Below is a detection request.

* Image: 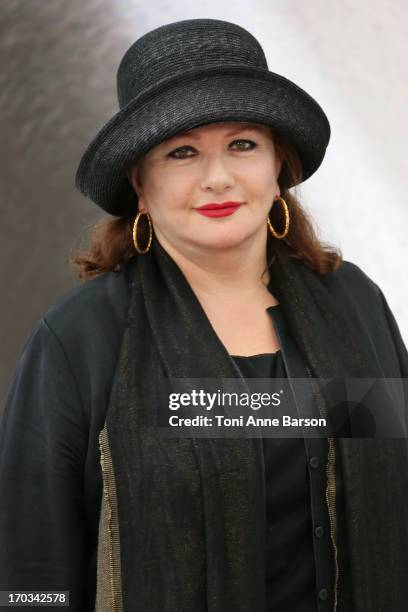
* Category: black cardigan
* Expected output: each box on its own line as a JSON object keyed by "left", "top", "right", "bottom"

{"left": 0, "top": 259, "right": 407, "bottom": 610}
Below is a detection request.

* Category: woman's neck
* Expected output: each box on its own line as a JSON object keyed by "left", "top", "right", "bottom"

{"left": 156, "top": 234, "right": 272, "bottom": 301}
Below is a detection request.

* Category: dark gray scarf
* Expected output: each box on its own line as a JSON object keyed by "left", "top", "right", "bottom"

{"left": 101, "top": 238, "right": 408, "bottom": 611}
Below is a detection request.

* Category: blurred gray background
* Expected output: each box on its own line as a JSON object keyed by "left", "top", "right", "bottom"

{"left": 1, "top": 0, "right": 407, "bottom": 410}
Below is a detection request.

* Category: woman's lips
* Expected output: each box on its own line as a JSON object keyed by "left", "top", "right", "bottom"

{"left": 195, "top": 204, "right": 242, "bottom": 218}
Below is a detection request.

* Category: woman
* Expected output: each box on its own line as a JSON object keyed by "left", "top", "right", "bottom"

{"left": 1, "top": 17, "right": 407, "bottom": 612}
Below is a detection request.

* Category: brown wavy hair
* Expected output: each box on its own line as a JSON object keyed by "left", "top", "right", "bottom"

{"left": 70, "top": 130, "right": 342, "bottom": 280}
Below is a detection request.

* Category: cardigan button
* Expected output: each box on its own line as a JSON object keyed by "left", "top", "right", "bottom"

{"left": 315, "top": 525, "right": 324, "bottom": 538}
{"left": 318, "top": 588, "right": 328, "bottom": 601}
{"left": 310, "top": 456, "right": 320, "bottom": 468}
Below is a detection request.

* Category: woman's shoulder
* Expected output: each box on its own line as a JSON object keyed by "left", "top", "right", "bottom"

{"left": 323, "top": 258, "right": 380, "bottom": 291}
{"left": 320, "top": 258, "right": 383, "bottom": 308}
{"left": 4, "top": 261, "right": 138, "bottom": 428}
{"left": 320, "top": 259, "right": 408, "bottom": 370}
{"left": 43, "top": 261, "right": 135, "bottom": 343}
{"left": 319, "top": 258, "right": 387, "bottom": 333}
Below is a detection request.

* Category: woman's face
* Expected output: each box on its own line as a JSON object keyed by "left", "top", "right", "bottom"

{"left": 127, "top": 121, "right": 282, "bottom": 256}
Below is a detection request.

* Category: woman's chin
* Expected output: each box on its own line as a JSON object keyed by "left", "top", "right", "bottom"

{"left": 189, "top": 232, "right": 253, "bottom": 251}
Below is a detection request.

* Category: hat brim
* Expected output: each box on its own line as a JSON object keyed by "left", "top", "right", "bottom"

{"left": 75, "top": 66, "right": 330, "bottom": 216}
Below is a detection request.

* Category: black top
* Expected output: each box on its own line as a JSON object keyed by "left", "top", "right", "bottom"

{"left": 231, "top": 351, "right": 319, "bottom": 612}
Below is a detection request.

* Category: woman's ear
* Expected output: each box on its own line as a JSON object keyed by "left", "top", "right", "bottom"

{"left": 269, "top": 130, "right": 283, "bottom": 179}
{"left": 127, "top": 164, "right": 148, "bottom": 212}
{"left": 127, "top": 165, "right": 141, "bottom": 196}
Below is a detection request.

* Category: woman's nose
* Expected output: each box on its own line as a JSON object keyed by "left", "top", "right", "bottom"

{"left": 200, "top": 154, "right": 235, "bottom": 192}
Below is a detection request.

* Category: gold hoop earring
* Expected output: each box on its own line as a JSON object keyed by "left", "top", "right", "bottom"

{"left": 132, "top": 211, "right": 153, "bottom": 254}
{"left": 267, "top": 196, "right": 290, "bottom": 239}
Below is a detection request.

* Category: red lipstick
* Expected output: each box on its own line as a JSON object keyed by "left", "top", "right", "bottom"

{"left": 195, "top": 201, "right": 242, "bottom": 218}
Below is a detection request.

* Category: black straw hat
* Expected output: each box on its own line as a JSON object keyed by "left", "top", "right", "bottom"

{"left": 75, "top": 18, "right": 331, "bottom": 216}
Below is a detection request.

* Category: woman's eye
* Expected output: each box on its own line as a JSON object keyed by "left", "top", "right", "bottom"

{"left": 231, "top": 139, "right": 256, "bottom": 150}
{"left": 167, "top": 139, "right": 256, "bottom": 159}
{"left": 167, "top": 146, "right": 195, "bottom": 159}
